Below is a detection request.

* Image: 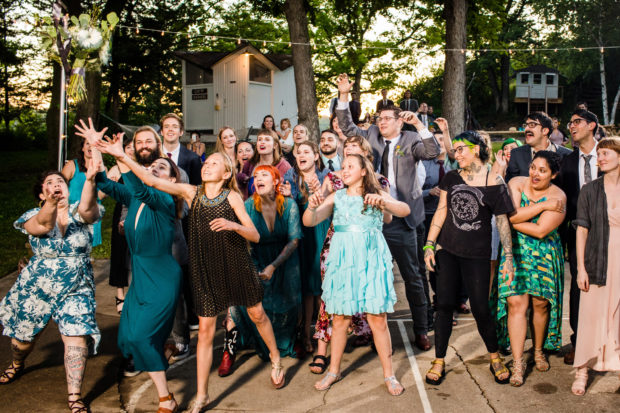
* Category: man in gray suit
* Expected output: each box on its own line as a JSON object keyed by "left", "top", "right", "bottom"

{"left": 335, "top": 74, "right": 440, "bottom": 350}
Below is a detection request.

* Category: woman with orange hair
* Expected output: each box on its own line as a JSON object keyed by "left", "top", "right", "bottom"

{"left": 217, "top": 165, "right": 303, "bottom": 376}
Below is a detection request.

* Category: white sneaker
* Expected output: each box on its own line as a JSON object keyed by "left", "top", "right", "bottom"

{"left": 170, "top": 343, "right": 190, "bottom": 361}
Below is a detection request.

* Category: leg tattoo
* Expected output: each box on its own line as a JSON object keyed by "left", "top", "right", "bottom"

{"left": 65, "top": 346, "right": 88, "bottom": 393}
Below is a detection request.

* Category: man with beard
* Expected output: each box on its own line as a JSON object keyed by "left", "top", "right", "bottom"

{"left": 319, "top": 129, "right": 341, "bottom": 172}
{"left": 160, "top": 113, "right": 202, "bottom": 185}
{"left": 505, "top": 112, "right": 571, "bottom": 183}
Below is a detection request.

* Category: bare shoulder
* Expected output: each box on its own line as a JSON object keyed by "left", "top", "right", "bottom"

{"left": 507, "top": 175, "right": 526, "bottom": 189}
{"left": 548, "top": 184, "right": 567, "bottom": 200}
{"left": 227, "top": 189, "right": 243, "bottom": 205}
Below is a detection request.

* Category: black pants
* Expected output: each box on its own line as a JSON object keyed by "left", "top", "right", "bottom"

{"left": 415, "top": 222, "right": 433, "bottom": 323}
{"left": 567, "top": 227, "right": 580, "bottom": 347}
{"left": 383, "top": 218, "right": 428, "bottom": 334}
{"left": 434, "top": 249, "right": 499, "bottom": 358}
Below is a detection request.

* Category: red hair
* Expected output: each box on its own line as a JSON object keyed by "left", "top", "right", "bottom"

{"left": 252, "top": 165, "right": 285, "bottom": 216}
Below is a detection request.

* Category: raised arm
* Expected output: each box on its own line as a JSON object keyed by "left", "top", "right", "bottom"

{"left": 23, "top": 190, "right": 60, "bottom": 237}
{"left": 212, "top": 191, "right": 260, "bottom": 242}
{"left": 302, "top": 191, "right": 335, "bottom": 227}
{"left": 334, "top": 74, "right": 369, "bottom": 138}
{"left": 77, "top": 157, "right": 101, "bottom": 224}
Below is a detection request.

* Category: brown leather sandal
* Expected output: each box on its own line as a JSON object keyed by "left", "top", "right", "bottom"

{"left": 156, "top": 392, "right": 178, "bottom": 413}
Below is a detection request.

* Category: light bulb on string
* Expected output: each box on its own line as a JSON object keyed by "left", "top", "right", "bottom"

{"left": 288, "top": 42, "right": 292, "bottom": 47}
{"left": 578, "top": 47, "right": 583, "bottom": 52}
{"left": 161, "top": 30, "right": 165, "bottom": 36}
{"left": 554, "top": 48, "right": 558, "bottom": 53}
{"left": 136, "top": 27, "right": 139, "bottom": 34}
{"left": 237, "top": 38, "right": 241, "bottom": 45}
{"left": 531, "top": 49, "right": 535, "bottom": 55}
{"left": 211, "top": 35, "right": 216, "bottom": 41}
{"left": 263, "top": 40, "right": 266, "bottom": 47}
{"left": 600, "top": 47, "right": 604, "bottom": 53}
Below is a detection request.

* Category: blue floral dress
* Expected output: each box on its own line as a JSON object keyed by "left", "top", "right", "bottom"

{"left": 0, "top": 202, "right": 104, "bottom": 350}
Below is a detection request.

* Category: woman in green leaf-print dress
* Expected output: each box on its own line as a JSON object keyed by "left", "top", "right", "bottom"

{"left": 497, "top": 151, "right": 566, "bottom": 387}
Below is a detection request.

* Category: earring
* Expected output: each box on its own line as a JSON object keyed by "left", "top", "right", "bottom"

{"left": 38, "top": 200, "right": 44, "bottom": 208}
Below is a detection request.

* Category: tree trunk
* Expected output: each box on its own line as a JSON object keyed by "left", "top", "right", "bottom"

{"left": 487, "top": 65, "right": 501, "bottom": 112}
{"left": 500, "top": 53, "right": 510, "bottom": 114}
{"left": 46, "top": 62, "right": 62, "bottom": 168}
{"left": 442, "top": 0, "right": 468, "bottom": 136}
{"left": 283, "top": 0, "right": 320, "bottom": 141}
{"left": 70, "top": 70, "right": 102, "bottom": 159}
{"left": 610, "top": 82, "right": 620, "bottom": 125}
{"left": 599, "top": 51, "right": 609, "bottom": 125}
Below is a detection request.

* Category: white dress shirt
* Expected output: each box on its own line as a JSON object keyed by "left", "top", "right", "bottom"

{"left": 384, "top": 135, "right": 401, "bottom": 199}
{"left": 578, "top": 144, "right": 598, "bottom": 189}
{"left": 165, "top": 143, "right": 181, "bottom": 165}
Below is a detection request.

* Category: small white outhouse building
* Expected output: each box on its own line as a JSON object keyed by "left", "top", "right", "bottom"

{"left": 514, "top": 65, "right": 563, "bottom": 113}
{"left": 174, "top": 44, "right": 298, "bottom": 141}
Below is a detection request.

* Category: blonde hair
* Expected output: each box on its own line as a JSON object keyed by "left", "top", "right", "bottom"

{"left": 478, "top": 131, "right": 494, "bottom": 164}
{"left": 215, "top": 126, "right": 237, "bottom": 154}
{"left": 280, "top": 118, "right": 291, "bottom": 129}
{"left": 204, "top": 152, "right": 241, "bottom": 194}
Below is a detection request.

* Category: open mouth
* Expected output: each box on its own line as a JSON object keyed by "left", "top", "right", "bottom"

{"left": 525, "top": 132, "right": 534, "bottom": 138}
{"left": 256, "top": 182, "right": 266, "bottom": 190}
{"left": 258, "top": 145, "right": 266, "bottom": 151}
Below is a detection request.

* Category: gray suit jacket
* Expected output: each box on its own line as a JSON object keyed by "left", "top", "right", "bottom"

{"left": 336, "top": 107, "right": 440, "bottom": 229}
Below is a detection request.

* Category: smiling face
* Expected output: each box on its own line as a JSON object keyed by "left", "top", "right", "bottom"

{"left": 453, "top": 140, "right": 477, "bottom": 169}
{"left": 124, "top": 142, "right": 135, "bottom": 158}
{"left": 256, "top": 134, "right": 275, "bottom": 156}
{"left": 569, "top": 114, "right": 596, "bottom": 145}
{"left": 528, "top": 157, "right": 555, "bottom": 190}
{"left": 503, "top": 143, "right": 518, "bottom": 162}
{"left": 161, "top": 117, "right": 183, "bottom": 146}
{"left": 296, "top": 143, "right": 319, "bottom": 172}
{"left": 376, "top": 109, "right": 402, "bottom": 138}
{"left": 524, "top": 117, "right": 548, "bottom": 147}
{"left": 280, "top": 119, "right": 290, "bottom": 130}
{"left": 253, "top": 169, "right": 276, "bottom": 196}
{"left": 134, "top": 131, "right": 160, "bottom": 166}
{"left": 39, "top": 173, "right": 69, "bottom": 203}
{"left": 597, "top": 147, "right": 619, "bottom": 173}
{"left": 263, "top": 116, "right": 274, "bottom": 130}
{"left": 201, "top": 153, "right": 231, "bottom": 183}
{"left": 320, "top": 132, "right": 338, "bottom": 156}
{"left": 237, "top": 142, "right": 254, "bottom": 166}
{"left": 293, "top": 125, "right": 308, "bottom": 144}
{"left": 220, "top": 128, "right": 237, "bottom": 150}
{"left": 343, "top": 142, "right": 367, "bottom": 158}
{"left": 340, "top": 156, "right": 366, "bottom": 186}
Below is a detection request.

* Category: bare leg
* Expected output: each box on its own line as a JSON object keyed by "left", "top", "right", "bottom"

{"left": 310, "top": 339, "right": 329, "bottom": 374}
{"left": 116, "top": 287, "right": 125, "bottom": 313}
{"left": 195, "top": 315, "right": 216, "bottom": 404}
{"left": 315, "top": 314, "right": 349, "bottom": 389}
{"left": 246, "top": 302, "right": 283, "bottom": 385}
{"left": 62, "top": 335, "right": 89, "bottom": 411}
{"left": 366, "top": 313, "right": 394, "bottom": 378}
{"left": 0, "top": 338, "right": 34, "bottom": 383}
{"left": 531, "top": 296, "right": 550, "bottom": 371}
{"left": 506, "top": 294, "right": 529, "bottom": 362}
{"left": 148, "top": 370, "right": 176, "bottom": 411}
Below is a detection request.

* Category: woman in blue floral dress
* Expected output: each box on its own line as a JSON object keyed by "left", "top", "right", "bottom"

{"left": 0, "top": 161, "right": 102, "bottom": 413}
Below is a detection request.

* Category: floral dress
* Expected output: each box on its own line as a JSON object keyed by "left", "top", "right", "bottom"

{"left": 0, "top": 202, "right": 103, "bottom": 351}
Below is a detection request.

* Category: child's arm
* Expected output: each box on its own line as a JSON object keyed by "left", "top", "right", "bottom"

{"left": 302, "top": 192, "right": 335, "bottom": 227}
{"left": 210, "top": 190, "right": 260, "bottom": 242}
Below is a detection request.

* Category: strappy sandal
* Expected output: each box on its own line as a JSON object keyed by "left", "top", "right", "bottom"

{"left": 115, "top": 297, "right": 124, "bottom": 314}
{"left": 156, "top": 392, "right": 178, "bottom": 413}
{"left": 186, "top": 395, "right": 209, "bottom": 413}
{"left": 315, "top": 371, "right": 342, "bottom": 391}
{"left": 384, "top": 375, "right": 405, "bottom": 396}
{"left": 571, "top": 368, "right": 588, "bottom": 396}
{"left": 425, "top": 359, "right": 445, "bottom": 385}
{"left": 271, "top": 360, "right": 286, "bottom": 389}
{"left": 0, "top": 361, "right": 24, "bottom": 384}
{"left": 533, "top": 348, "right": 550, "bottom": 372}
{"left": 510, "top": 358, "right": 527, "bottom": 387}
{"left": 67, "top": 393, "right": 90, "bottom": 413}
{"left": 309, "top": 355, "right": 328, "bottom": 374}
{"left": 489, "top": 357, "right": 510, "bottom": 384}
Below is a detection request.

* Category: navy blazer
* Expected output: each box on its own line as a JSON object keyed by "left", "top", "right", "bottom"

{"left": 505, "top": 143, "right": 571, "bottom": 183}
{"left": 177, "top": 145, "right": 202, "bottom": 186}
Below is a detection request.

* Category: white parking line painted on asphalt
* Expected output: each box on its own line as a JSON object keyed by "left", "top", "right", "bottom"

{"left": 125, "top": 354, "right": 197, "bottom": 413}
{"left": 397, "top": 320, "right": 433, "bottom": 413}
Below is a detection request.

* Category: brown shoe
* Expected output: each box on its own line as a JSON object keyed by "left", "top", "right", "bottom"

{"left": 414, "top": 334, "right": 432, "bottom": 351}
{"left": 563, "top": 350, "right": 575, "bottom": 365}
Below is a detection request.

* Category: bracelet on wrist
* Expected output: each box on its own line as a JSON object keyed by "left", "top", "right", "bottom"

{"left": 425, "top": 240, "right": 436, "bottom": 246}
{"left": 423, "top": 245, "right": 435, "bottom": 251}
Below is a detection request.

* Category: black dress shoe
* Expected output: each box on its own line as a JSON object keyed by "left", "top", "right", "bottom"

{"left": 414, "top": 334, "right": 432, "bottom": 351}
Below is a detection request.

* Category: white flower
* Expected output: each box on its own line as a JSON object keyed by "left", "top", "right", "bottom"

{"left": 99, "top": 40, "right": 110, "bottom": 65}
{"left": 75, "top": 27, "right": 103, "bottom": 50}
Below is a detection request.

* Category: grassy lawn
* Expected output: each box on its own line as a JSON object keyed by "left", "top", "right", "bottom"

{"left": 0, "top": 151, "right": 113, "bottom": 278}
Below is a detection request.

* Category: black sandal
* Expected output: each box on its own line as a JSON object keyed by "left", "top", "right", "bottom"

{"left": 115, "top": 297, "right": 124, "bottom": 314}
{"left": 0, "top": 361, "right": 24, "bottom": 384}
{"left": 308, "top": 355, "right": 328, "bottom": 374}
{"left": 68, "top": 393, "right": 90, "bottom": 413}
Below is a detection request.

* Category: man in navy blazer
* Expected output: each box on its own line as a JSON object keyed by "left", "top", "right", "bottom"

{"left": 505, "top": 112, "right": 571, "bottom": 183}
{"left": 160, "top": 113, "right": 202, "bottom": 186}
{"left": 336, "top": 74, "right": 440, "bottom": 350}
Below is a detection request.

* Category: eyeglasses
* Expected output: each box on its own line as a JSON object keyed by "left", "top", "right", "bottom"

{"left": 522, "top": 121, "right": 541, "bottom": 129}
{"left": 453, "top": 145, "right": 474, "bottom": 154}
{"left": 567, "top": 118, "right": 586, "bottom": 128}
{"left": 376, "top": 116, "right": 397, "bottom": 123}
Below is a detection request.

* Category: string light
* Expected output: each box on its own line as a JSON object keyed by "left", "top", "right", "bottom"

{"left": 237, "top": 38, "right": 241, "bottom": 45}
{"left": 263, "top": 40, "right": 266, "bottom": 47}
{"left": 600, "top": 47, "right": 604, "bottom": 53}
{"left": 578, "top": 47, "right": 583, "bottom": 52}
{"left": 460, "top": 49, "right": 465, "bottom": 54}
{"left": 161, "top": 30, "right": 164, "bottom": 36}
{"left": 135, "top": 27, "right": 139, "bottom": 34}
{"left": 288, "top": 42, "right": 292, "bottom": 47}
{"left": 531, "top": 49, "right": 535, "bottom": 55}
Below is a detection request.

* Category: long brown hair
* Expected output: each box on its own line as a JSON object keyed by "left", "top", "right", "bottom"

{"left": 215, "top": 126, "right": 237, "bottom": 155}
{"left": 346, "top": 154, "right": 383, "bottom": 213}
{"left": 248, "top": 130, "right": 282, "bottom": 166}
{"left": 157, "top": 157, "right": 185, "bottom": 219}
{"left": 343, "top": 135, "right": 374, "bottom": 163}
{"left": 292, "top": 140, "right": 324, "bottom": 203}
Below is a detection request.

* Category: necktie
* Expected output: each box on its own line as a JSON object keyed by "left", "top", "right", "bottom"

{"left": 328, "top": 159, "right": 334, "bottom": 172}
{"left": 381, "top": 140, "right": 391, "bottom": 176}
{"left": 437, "top": 159, "right": 445, "bottom": 182}
{"left": 167, "top": 152, "right": 172, "bottom": 159}
{"left": 582, "top": 154, "right": 593, "bottom": 184}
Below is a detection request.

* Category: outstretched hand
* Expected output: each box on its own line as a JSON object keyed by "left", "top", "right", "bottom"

{"left": 435, "top": 117, "right": 449, "bottom": 132}
{"left": 336, "top": 73, "right": 354, "bottom": 95}
{"left": 85, "top": 156, "right": 102, "bottom": 181}
{"left": 400, "top": 111, "right": 420, "bottom": 127}
{"left": 308, "top": 192, "right": 324, "bottom": 210}
{"left": 75, "top": 118, "right": 108, "bottom": 147}
{"left": 96, "top": 134, "right": 125, "bottom": 159}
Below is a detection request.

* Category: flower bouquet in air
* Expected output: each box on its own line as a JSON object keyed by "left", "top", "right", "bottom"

{"left": 38, "top": 5, "right": 118, "bottom": 102}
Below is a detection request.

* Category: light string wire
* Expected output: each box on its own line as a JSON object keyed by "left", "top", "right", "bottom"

{"left": 117, "top": 24, "right": 619, "bottom": 54}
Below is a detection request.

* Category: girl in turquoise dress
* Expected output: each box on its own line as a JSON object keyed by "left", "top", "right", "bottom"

{"left": 302, "top": 154, "right": 410, "bottom": 396}
{"left": 0, "top": 162, "right": 102, "bottom": 412}
{"left": 283, "top": 140, "right": 330, "bottom": 353}
{"left": 61, "top": 139, "right": 104, "bottom": 246}
{"left": 77, "top": 120, "right": 183, "bottom": 413}
{"left": 223, "top": 165, "right": 302, "bottom": 370}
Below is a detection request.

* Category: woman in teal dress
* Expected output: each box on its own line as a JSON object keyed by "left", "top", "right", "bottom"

{"left": 497, "top": 151, "right": 566, "bottom": 387}
{"left": 282, "top": 141, "right": 330, "bottom": 353}
{"left": 62, "top": 139, "right": 104, "bottom": 246}
{"left": 222, "top": 165, "right": 302, "bottom": 370}
{"left": 77, "top": 120, "right": 183, "bottom": 412}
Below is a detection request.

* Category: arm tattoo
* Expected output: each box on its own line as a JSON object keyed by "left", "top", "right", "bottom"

{"left": 271, "top": 239, "right": 299, "bottom": 269}
{"left": 65, "top": 345, "right": 88, "bottom": 392}
{"left": 496, "top": 214, "right": 513, "bottom": 255}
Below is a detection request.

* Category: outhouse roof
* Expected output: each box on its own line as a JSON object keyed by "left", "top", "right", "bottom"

{"left": 514, "top": 65, "right": 560, "bottom": 74}
{"left": 174, "top": 43, "right": 293, "bottom": 72}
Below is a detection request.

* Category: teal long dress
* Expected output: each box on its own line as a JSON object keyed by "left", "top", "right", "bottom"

{"left": 496, "top": 192, "right": 564, "bottom": 351}
{"left": 68, "top": 159, "right": 102, "bottom": 246}
{"left": 230, "top": 197, "right": 302, "bottom": 359}
{"left": 283, "top": 167, "right": 330, "bottom": 297}
{"left": 96, "top": 171, "right": 181, "bottom": 371}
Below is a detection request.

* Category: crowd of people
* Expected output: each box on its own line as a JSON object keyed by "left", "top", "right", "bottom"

{"left": 0, "top": 73, "right": 618, "bottom": 412}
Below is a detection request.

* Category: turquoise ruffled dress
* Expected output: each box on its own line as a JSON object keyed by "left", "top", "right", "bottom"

{"left": 322, "top": 189, "right": 396, "bottom": 316}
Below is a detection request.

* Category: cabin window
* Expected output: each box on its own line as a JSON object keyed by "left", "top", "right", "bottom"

{"left": 520, "top": 73, "right": 529, "bottom": 84}
{"left": 249, "top": 55, "right": 271, "bottom": 84}
{"left": 546, "top": 74, "right": 555, "bottom": 85}
{"left": 186, "top": 62, "right": 213, "bottom": 85}
{"left": 533, "top": 74, "right": 542, "bottom": 84}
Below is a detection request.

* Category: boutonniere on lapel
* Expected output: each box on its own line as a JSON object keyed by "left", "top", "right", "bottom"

{"left": 395, "top": 145, "right": 405, "bottom": 157}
